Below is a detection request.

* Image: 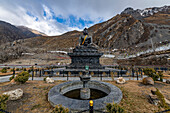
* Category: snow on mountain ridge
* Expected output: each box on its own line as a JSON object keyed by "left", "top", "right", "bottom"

{"left": 121, "top": 5, "right": 170, "bottom": 18}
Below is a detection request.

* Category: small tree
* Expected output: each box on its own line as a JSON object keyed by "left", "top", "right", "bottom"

{"left": 10, "top": 68, "right": 14, "bottom": 72}
{"left": 23, "top": 68, "right": 27, "bottom": 71}
{"left": 158, "top": 71, "right": 163, "bottom": 82}
{"left": 143, "top": 68, "right": 160, "bottom": 81}
{"left": 1, "top": 68, "right": 7, "bottom": 73}
{"left": 44, "top": 77, "right": 47, "bottom": 81}
{"left": 0, "top": 95, "right": 9, "bottom": 112}
{"left": 51, "top": 104, "right": 69, "bottom": 113}
{"left": 9, "top": 75, "right": 15, "bottom": 81}
{"left": 106, "top": 103, "right": 125, "bottom": 113}
{"left": 16, "top": 68, "right": 20, "bottom": 71}
{"left": 155, "top": 88, "right": 170, "bottom": 109}
{"left": 27, "top": 69, "right": 31, "bottom": 73}
{"left": 14, "top": 71, "right": 30, "bottom": 84}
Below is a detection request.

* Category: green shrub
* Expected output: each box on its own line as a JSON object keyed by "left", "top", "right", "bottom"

{"left": 51, "top": 104, "right": 69, "bottom": 113}
{"left": 9, "top": 75, "right": 15, "bottom": 81}
{"left": 14, "top": 71, "right": 30, "bottom": 84}
{"left": 10, "top": 68, "right": 14, "bottom": 72}
{"left": 16, "top": 68, "right": 20, "bottom": 71}
{"left": 27, "top": 69, "right": 31, "bottom": 73}
{"left": 155, "top": 88, "right": 170, "bottom": 109}
{"left": 44, "top": 77, "right": 47, "bottom": 81}
{"left": 106, "top": 103, "right": 125, "bottom": 113}
{"left": 7, "top": 67, "right": 10, "bottom": 69}
{"left": 158, "top": 71, "right": 163, "bottom": 82}
{"left": 143, "top": 68, "right": 160, "bottom": 81}
{"left": 1, "top": 68, "right": 7, "bottom": 73}
{"left": 0, "top": 95, "right": 9, "bottom": 112}
{"left": 30, "top": 66, "right": 33, "bottom": 70}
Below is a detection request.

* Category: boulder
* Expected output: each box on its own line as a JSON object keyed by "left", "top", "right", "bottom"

{"left": 150, "top": 87, "right": 157, "bottom": 95}
{"left": 166, "top": 79, "right": 170, "bottom": 84}
{"left": 164, "top": 98, "right": 170, "bottom": 105}
{"left": 116, "top": 77, "right": 126, "bottom": 84}
{"left": 3, "top": 88, "right": 23, "bottom": 100}
{"left": 149, "top": 93, "right": 160, "bottom": 105}
{"left": 46, "top": 77, "right": 54, "bottom": 83}
{"left": 142, "top": 77, "right": 154, "bottom": 85}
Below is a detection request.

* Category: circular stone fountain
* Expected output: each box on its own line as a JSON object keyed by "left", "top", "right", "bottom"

{"left": 48, "top": 80, "right": 122, "bottom": 111}
{"left": 48, "top": 28, "right": 122, "bottom": 111}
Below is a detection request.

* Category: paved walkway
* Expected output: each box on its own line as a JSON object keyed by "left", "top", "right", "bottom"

{"left": 0, "top": 75, "right": 144, "bottom": 83}
{"left": 0, "top": 75, "right": 167, "bottom": 83}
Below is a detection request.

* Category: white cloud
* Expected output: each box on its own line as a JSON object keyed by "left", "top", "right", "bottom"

{"left": 0, "top": 4, "right": 82, "bottom": 36}
{"left": 0, "top": 0, "right": 169, "bottom": 36}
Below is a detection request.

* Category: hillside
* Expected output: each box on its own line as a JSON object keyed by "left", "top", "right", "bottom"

{"left": 0, "top": 5, "right": 169, "bottom": 65}
{"left": 17, "top": 26, "right": 47, "bottom": 36}
{"left": 19, "top": 5, "right": 170, "bottom": 52}
{"left": 0, "top": 21, "right": 42, "bottom": 44}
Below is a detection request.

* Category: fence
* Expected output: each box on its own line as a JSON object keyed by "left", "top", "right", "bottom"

{"left": 10, "top": 66, "right": 170, "bottom": 81}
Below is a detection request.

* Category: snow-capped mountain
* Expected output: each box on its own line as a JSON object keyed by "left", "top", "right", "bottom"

{"left": 121, "top": 5, "right": 170, "bottom": 18}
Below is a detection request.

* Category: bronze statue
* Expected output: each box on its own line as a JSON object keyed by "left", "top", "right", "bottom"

{"left": 79, "top": 28, "right": 92, "bottom": 46}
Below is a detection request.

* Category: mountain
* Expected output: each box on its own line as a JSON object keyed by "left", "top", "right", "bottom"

{"left": 22, "top": 30, "right": 81, "bottom": 50}
{"left": 0, "top": 5, "right": 169, "bottom": 65}
{"left": 20, "top": 5, "right": 169, "bottom": 53}
{"left": 91, "top": 5, "right": 170, "bottom": 50}
{"left": 0, "top": 20, "right": 44, "bottom": 44}
{"left": 121, "top": 5, "right": 170, "bottom": 20}
{"left": 17, "top": 26, "right": 47, "bottom": 36}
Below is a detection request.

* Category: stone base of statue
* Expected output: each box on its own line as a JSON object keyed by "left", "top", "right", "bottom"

{"left": 80, "top": 88, "right": 90, "bottom": 100}
{"left": 67, "top": 45, "right": 104, "bottom": 69}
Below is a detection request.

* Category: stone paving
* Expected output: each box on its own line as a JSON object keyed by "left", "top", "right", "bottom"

{"left": 0, "top": 75, "right": 167, "bottom": 83}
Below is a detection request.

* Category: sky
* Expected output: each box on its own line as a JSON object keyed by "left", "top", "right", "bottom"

{"left": 0, "top": 0, "right": 169, "bottom": 36}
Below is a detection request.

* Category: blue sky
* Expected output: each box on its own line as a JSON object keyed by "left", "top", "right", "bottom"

{"left": 0, "top": 0, "right": 169, "bottom": 36}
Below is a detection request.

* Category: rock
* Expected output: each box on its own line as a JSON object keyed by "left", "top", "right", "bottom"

{"left": 46, "top": 77, "right": 54, "bottom": 83}
{"left": 142, "top": 77, "right": 154, "bottom": 85}
{"left": 166, "top": 79, "right": 170, "bottom": 84}
{"left": 164, "top": 98, "right": 170, "bottom": 105}
{"left": 116, "top": 77, "right": 126, "bottom": 84}
{"left": 150, "top": 87, "right": 157, "bottom": 95}
{"left": 3, "top": 88, "right": 23, "bottom": 100}
{"left": 149, "top": 93, "right": 160, "bottom": 105}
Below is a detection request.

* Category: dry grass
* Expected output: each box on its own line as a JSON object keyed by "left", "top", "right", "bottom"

{"left": 0, "top": 80, "right": 169, "bottom": 113}
{"left": 144, "top": 13, "right": 170, "bottom": 25}
{"left": 0, "top": 81, "right": 64, "bottom": 113}
{"left": 163, "top": 71, "right": 170, "bottom": 79}
{"left": 106, "top": 80, "right": 170, "bottom": 113}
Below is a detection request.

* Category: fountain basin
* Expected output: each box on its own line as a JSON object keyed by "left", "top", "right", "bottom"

{"left": 48, "top": 81, "right": 122, "bottom": 111}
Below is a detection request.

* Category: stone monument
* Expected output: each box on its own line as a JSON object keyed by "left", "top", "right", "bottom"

{"left": 66, "top": 28, "right": 104, "bottom": 70}
{"left": 48, "top": 28, "right": 123, "bottom": 111}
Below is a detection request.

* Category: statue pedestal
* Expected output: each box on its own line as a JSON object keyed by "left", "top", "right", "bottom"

{"left": 80, "top": 88, "right": 90, "bottom": 100}
{"left": 67, "top": 45, "right": 104, "bottom": 69}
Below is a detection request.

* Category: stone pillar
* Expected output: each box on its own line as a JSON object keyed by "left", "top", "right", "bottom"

{"left": 80, "top": 88, "right": 90, "bottom": 100}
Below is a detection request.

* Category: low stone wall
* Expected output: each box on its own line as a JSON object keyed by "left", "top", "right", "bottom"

{"left": 48, "top": 81, "right": 122, "bottom": 111}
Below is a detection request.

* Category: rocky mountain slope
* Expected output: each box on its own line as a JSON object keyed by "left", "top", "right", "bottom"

{"left": 17, "top": 26, "right": 47, "bottom": 36}
{"left": 91, "top": 6, "right": 170, "bottom": 50}
{"left": 0, "top": 21, "right": 43, "bottom": 44}
{"left": 18, "top": 5, "right": 169, "bottom": 53}
{"left": 0, "top": 5, "right": 169, "bottom": 65}
{"left": 121, "top": 5, "right": 170, "bottom": 19}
